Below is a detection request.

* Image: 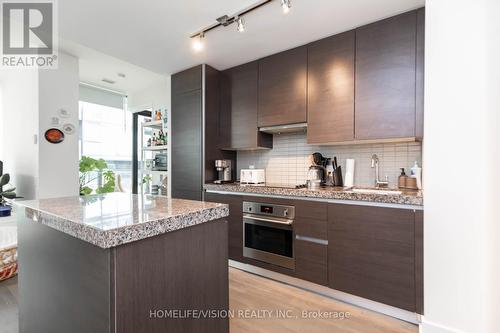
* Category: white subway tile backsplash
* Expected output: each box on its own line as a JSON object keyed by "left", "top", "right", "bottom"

{"left": 237, "top": 132, "right": 422, "bottom": 188}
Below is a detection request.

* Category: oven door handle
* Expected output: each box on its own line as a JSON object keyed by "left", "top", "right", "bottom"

{"left": 243, "top": 214, "right": 293, "bottom": 225}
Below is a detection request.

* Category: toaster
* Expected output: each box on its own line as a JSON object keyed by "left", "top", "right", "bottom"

{"left": 240, "top": 169, "right": 265, "bottom": 185}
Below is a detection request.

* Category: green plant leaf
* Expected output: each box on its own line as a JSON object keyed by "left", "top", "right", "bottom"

{"left": 79, "top": 156, "right": 96, "bottom": 173}
{"left": 80, "top": 186, "right": 93, "bottom": 196}
{"left": 94, "top": 159, "right": 108, "bottom": 170}
{"left": 2, "top": 192, "right": 16, "bottom": 199}
{"left": 0, "top": 173, "right": 10, "bottom": 187}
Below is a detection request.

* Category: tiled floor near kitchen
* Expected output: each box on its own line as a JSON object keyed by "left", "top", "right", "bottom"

{"left": 0, "top": 269, "right": 416, "bottom": 333}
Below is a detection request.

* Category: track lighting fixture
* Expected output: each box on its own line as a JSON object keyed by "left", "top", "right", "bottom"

{"left": 192, "top": 32, "right": 204, "bottom": 52}
{"left": 236, "top": 17, "right": 245, "bottom": 33}
{"left": 190, "top": 0, "right": 293, "bottom": 51}
{"left": 281, "top": 0, "right": 291, "bottom": 14}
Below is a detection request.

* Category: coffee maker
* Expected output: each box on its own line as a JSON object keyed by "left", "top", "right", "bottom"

{"left": 214, "top": 160, "right": 232, "bottom": 184}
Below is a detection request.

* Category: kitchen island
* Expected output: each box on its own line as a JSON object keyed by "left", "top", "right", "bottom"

{"left": 16, "top": 193, "right": 229, "bottom": 333}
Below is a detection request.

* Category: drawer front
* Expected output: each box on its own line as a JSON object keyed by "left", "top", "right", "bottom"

{"left": 295, "top": 238, "right": 328, "bottom": 286}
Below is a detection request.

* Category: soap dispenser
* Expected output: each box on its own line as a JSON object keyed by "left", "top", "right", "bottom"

{"left": 398, "top": 168, "right": 407, "bottom": 189}
{"left": 410, "top": 161, "right": 422, "bottom": 190}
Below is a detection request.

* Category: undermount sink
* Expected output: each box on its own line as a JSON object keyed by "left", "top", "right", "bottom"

{"left": 351, "top": 188, "right": 402, "bottom": 195}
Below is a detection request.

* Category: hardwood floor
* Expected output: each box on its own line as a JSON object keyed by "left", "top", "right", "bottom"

{"left": 0, "top": 269, "right": 417, "bottom": 333}
{"left": 229, "top": 267, "right": 417, "bottom": 333}
{"left": 0, "top": 276, "right": 18, "bottom": 333}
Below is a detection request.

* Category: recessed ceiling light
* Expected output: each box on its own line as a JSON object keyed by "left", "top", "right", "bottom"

{"left": 102, "top": 78, "right": 116, "bottom": 84}
{"left": 192, "top": 33, "right": 204, "bottom": 52}
{"left": 236, "top": 17, "right": 245, "bottom": 33}
{"left": 281, "top": 0, "right": 291, "bottom": 14}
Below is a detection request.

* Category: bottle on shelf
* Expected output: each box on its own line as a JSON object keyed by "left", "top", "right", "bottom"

{"left": 152, "top": 132, "right": 157, "bottom": 146}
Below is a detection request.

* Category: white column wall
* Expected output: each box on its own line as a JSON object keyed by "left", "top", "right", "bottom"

{"left": 423, "top": 1, "right": 500, "bottom": 332}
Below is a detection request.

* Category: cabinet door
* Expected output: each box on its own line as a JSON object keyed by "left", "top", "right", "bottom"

{"left": 328, "top": 204, "right": 416, "bottom": 311}
{"left": 222, "top": 62, "right": 272, "bottom": 149}
{"left": 171, "top": 65, "right": 202, "bottom": 95}
{"left": 258, "top": 46, "right": 307, "bottom": 127}
{"left": 295, "top": 239, "right": 328, "bottom": 286}
{"left": 307, "top": 31, "right": 355, "bottom": 144}
{"left": 355, "top": 11, "right": 417, "bottom": 140}
{"left": 204, "top": 193, "right": 243, "bottom": 261}
{"left": 171, "top": 89, "right": 202, "bottom": 200}
{"left": 415, "top": 7, "right": 425, "bottom": 139}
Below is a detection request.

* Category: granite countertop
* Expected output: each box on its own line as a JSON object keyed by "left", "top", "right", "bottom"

{"left": 204, "top": 183, "right": 423, "bottom": 206}
{"left": 17, "top": 193, "right": 229, "bottom": 249}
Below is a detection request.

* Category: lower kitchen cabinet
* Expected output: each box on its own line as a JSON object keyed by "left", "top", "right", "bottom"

{"left": 294, "top": 200, "right": 329, "bottom": 285}
{"left": 204, "top": 192, "right": 424, "bottom": 313}
{"left": 204, "top": 192, "right": 244, "bottom": 262}
{"left": 328, "top": 203, "right": 420, "bottom": 312}
{"left": 295, "top": 238, "right": 328, "bottom": 286}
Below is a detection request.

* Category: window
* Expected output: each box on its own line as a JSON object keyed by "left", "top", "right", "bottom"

{"left": 79, "top": 85, "right": 132, "bottom": 192}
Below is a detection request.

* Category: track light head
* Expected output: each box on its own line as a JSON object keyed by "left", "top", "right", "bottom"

{"left": 192, "top": 33, "right": 205, "bottom": 52}
{"left": 236, "top": 17, "right": 245, "bottom": 33}
{"left": 281, "top": 0, "right": 291, "bottom": 14}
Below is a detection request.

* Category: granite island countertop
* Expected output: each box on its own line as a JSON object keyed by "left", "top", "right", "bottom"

{"left": 17, "top": 193, "right": 229, "bottom": 248}
{"left": 204, "top": 183, "right": 423, "bottom": 207}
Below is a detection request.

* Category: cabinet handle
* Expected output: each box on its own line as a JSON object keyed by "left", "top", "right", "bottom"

{"left": 295, "top": 235, "right": 328, "bottom": 245}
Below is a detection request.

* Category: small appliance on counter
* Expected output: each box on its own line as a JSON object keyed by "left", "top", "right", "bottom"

{"left": 152, "top": 153, "right": 168, "bottom": 171}
{"left": 214, "top": 160, "right": 232, "bottom": 184}
{"left": 307, "top": 153, "right": 343, "bottom": 189}
{"left": 240, "top": 168, "right": 265, "bottom": 185}
{"left": 307, "top": 152, "right": 326, "bottom": 189}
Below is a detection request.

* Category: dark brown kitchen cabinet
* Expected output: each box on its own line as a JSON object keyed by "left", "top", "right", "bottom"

{"left": 294, "top": 200, "right": 328, "bottom": 285}
{"left": 355, "top": 11, "right": 419, "bottom": 140}
{"left": 416, "top": 7, "right": 425, "bottom": 139}
{"left": 295, "top": 239, "right": 328, "bottom": 286}
{"left": 328, "top": 203, "right": 420, "bottom": 312}
{"left": 221, "top": 62, "right": 272, "bottom": 150}
{"left": 258, "top": 46, "right": 307, "bottom": 127}
{"left": 307, "top": 30, "right": 355, "bottom": 144}
{"left": 171, "top": 65, "right": 235, "bottom": 200}
{"left": 171, "top": 87, "right": 203, "bottom": 200}
{"left": 204, "top": 192, "right": 244, "bottom": 262}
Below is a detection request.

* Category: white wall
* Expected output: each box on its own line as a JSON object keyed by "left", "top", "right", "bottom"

{"left": 0, "top": 52, "right": 79, "bottom": 200}
{"left": 38, "top": 53, "right": 80, "bottom": 199}
{"left": 0, "top": 69, "right": 39, "bottom": 200}
{"left": 127, "top": 78, "right": 171, "bottom": 113}
{"left": 423, "top": 1, "right": 500, "bottom": 333}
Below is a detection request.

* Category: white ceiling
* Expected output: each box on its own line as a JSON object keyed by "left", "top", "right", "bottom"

{"left": 59, "top": 0, "right": 424, "bottom": 77}
{"left": 61, "top": 40, "right": 167, "bottom": 95}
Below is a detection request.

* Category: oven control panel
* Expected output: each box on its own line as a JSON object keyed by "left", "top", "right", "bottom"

{"left": 243, "top": 201, "right": 295, "bottom": 219}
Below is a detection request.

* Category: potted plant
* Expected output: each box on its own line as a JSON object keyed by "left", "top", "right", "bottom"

{"left": 79, "top": 156, "right": 116, "bottom": 195}
{"left": 0, "top": 163, "right": 17, "bottom": 217}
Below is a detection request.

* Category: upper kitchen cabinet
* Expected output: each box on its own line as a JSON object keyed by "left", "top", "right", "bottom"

{"left": 258, "top": 46, "right": 307, "bottom": 127}
{"left": 355, "top": 10, "right": 422, "bottom": 140}
{"left": 221, "top": 62, "right": 272, "bottom": 150}
{"left": 307, "top": 31, "right": 355, "bottom": 144}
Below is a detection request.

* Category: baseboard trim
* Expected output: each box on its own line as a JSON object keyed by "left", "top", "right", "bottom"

{"left": 419, "top": 319, "right": 464, "bottom": 333}
{"left": 229, "top": 259, "right": 420, "bottom": 324}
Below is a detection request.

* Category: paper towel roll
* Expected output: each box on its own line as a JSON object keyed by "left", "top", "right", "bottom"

{"left": 344, "top": 159, "right": 355, "bottom": 188}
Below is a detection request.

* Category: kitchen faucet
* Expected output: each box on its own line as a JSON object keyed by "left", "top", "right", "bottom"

{"left": 371, "top": 154, "right": 389, "bottom": 188}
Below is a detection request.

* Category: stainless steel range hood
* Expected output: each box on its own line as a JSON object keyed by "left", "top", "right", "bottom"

{"left": 258, "top": 123, "right": 307, "bottom": 135}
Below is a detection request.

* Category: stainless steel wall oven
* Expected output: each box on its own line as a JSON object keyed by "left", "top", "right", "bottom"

{"left": 242, "top": 201, "right": 295, "bottom": 269}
